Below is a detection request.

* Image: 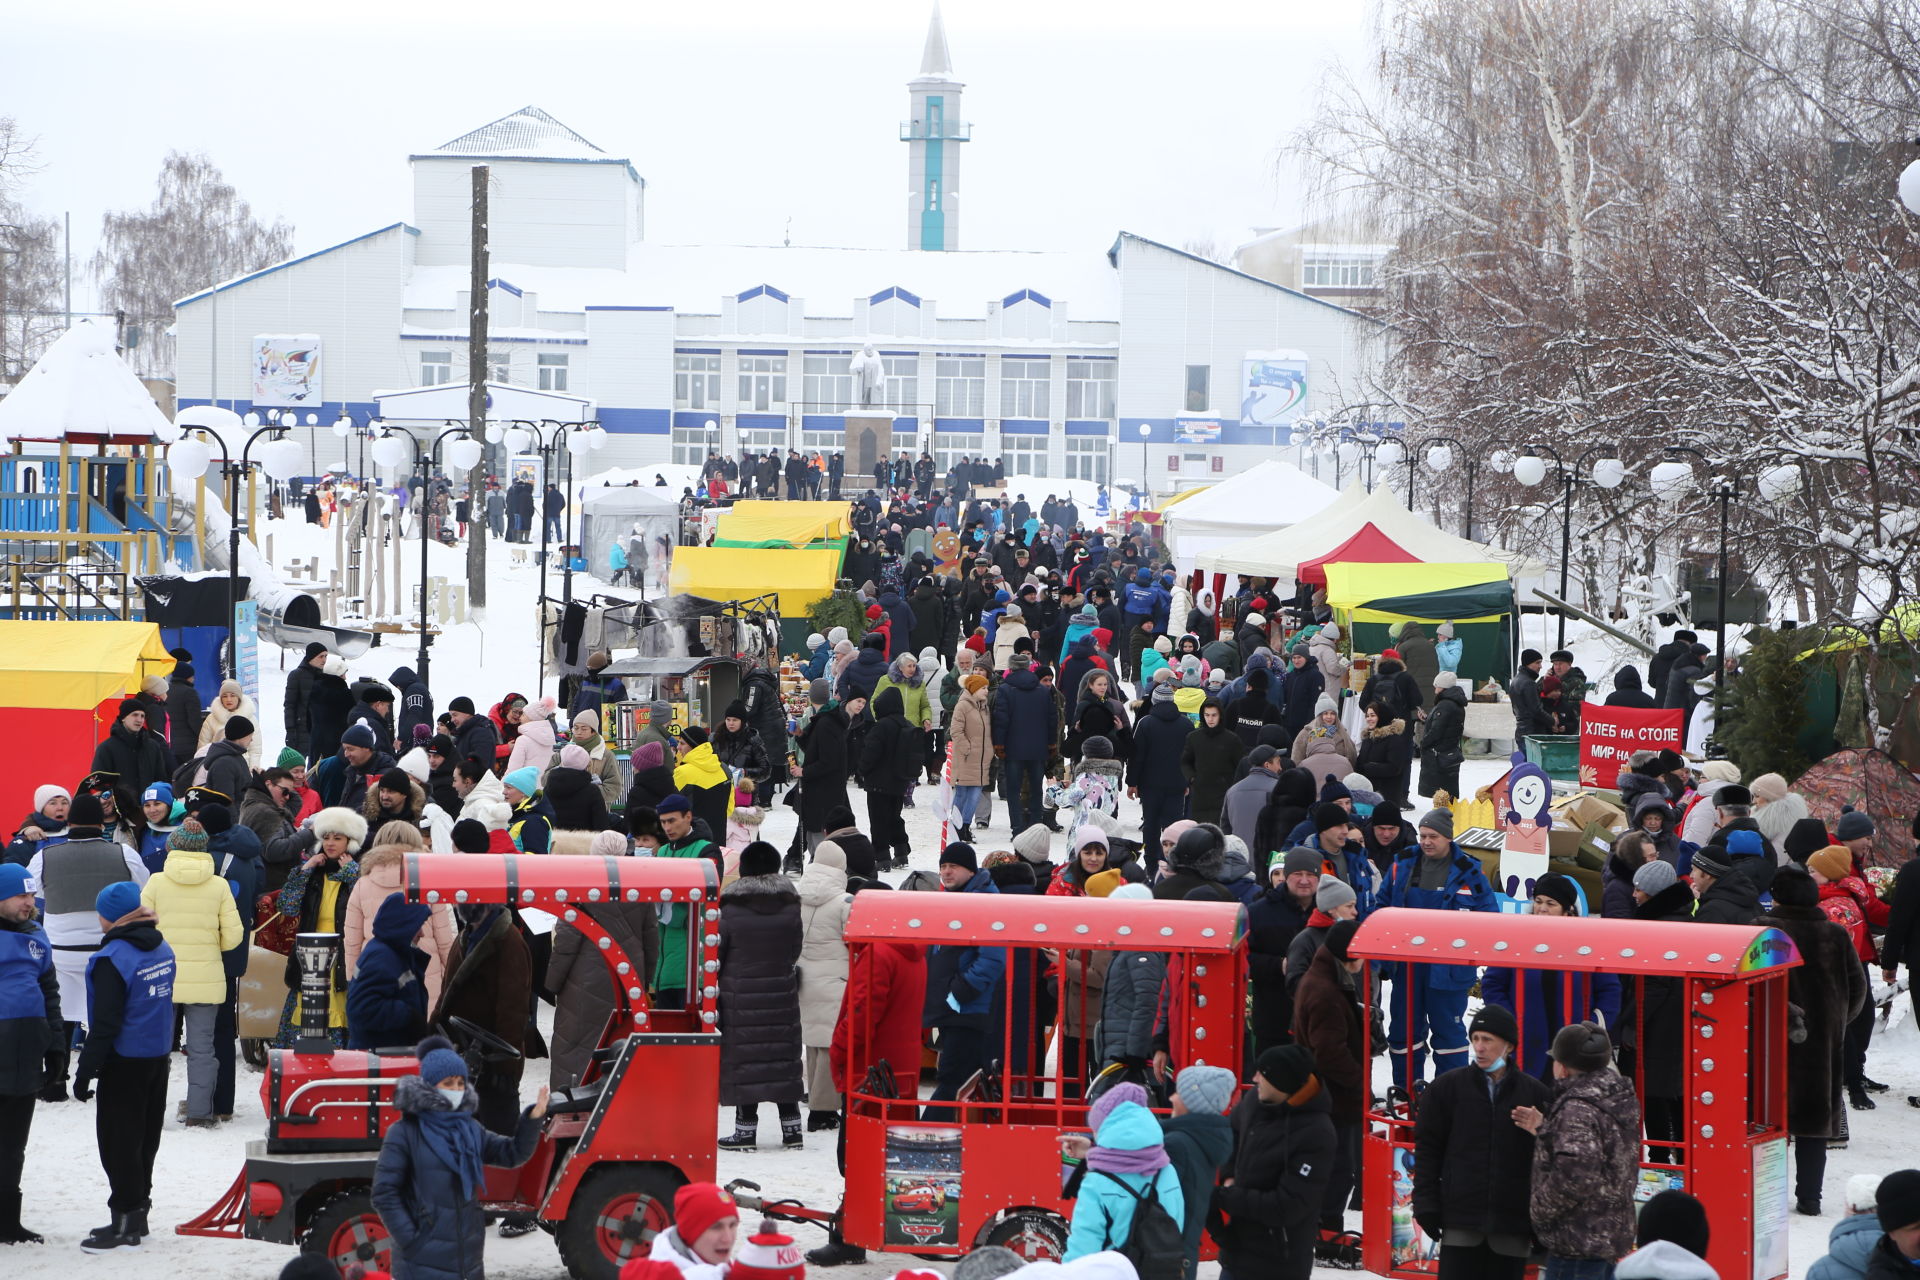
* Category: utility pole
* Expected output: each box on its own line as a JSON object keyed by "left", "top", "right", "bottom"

{"left": 465, "top": 165, "right": 490, "bottom": 608}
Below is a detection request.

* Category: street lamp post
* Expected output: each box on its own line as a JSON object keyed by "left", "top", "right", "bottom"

{"left": 1136, "top": 422, "right": 1151, "bottom": 508}
{"left": 1414, "top": 435, "right": 1478, "bottom": 538}
{"left": 1512, "top": 443, "right": 1627, "bottom": 649}
{"left": 1653, "top": 446, "right": 1738, "bottom": 729}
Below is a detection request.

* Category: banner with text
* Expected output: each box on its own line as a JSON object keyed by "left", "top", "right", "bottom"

{"left": 1579, "top": 704, "right": 1687, "bottom": 789}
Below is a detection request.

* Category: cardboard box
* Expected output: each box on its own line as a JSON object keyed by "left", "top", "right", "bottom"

{"left": 1551, "top": 792, "right": 1628, "bottom": 834}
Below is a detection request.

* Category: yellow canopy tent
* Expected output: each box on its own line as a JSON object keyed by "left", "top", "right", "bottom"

{"left": 667, "top": 546, "right": 842, "bottom": 619}
{"left": 0, "top": 620, "right": 175, "bottom": 821}
{"left": 723, "top": 500, "right": 852, "bottom": 543}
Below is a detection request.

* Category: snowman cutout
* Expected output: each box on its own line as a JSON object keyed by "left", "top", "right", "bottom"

{"left": 1500, "top": 750, "right": 1554, "bottom": 900}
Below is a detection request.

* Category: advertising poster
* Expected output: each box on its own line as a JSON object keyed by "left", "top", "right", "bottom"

{"left": 882, "top": 1125, "right": 962, "bottom": 1248}
{"left": 1578, "top": 704, "right": 1687, "bottom": 789}
{"left": 232, "top": 600, "right": 259, "bottom": 710}
{"left": 1752, "top": 1137, "right": 1790, "bottom": 1278}
{"left": 252, "top": 334, "right": 321, "bottom": 406}
{"left": 1389, "top": 1147, "right": 1437, "bottom": 1266}
{"left": 1240, "top": 351, "right": 1310, "bottom": 438}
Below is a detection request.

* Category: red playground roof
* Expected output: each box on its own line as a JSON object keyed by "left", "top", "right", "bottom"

{"left": 847, "top": 892, "right": 1246, "bottom": 952}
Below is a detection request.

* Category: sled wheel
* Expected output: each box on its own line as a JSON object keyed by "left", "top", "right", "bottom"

{"left": 300, "top": 1189, "right": 392, "bottom": 1278}
{"left": 556, "top": 1165, "right": 682, "bottom": 1280}
{"left": 976, "top": 1209, "right": 1068, "bottom": 1262}
{"left": 242, "top": 1038, "right": 270, "bottom": 1070}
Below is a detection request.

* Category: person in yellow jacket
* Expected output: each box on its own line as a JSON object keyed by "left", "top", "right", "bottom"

{"left": 139, "top": 820, "right": 242, "bottom": 1126}
{"left": 672, "top": 727, "right": 736, "bottom": 843}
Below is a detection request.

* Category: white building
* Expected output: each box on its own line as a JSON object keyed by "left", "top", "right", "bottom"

{"left": 172, "top": 13, "right": 1385, "bottom": 490}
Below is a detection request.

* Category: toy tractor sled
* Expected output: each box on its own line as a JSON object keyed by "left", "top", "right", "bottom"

{"left": 180, "top": 853, "right": 724, "bottom": 1280}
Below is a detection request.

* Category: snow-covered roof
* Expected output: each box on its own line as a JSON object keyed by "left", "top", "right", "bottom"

{"left": 0, "top": 319, "right": 178, "bottom": 444}
{"left": 419, "top": 106, "right": 616, "bottom": 162}
{"left": 402, "top": 241, "right": 1121, "bottom": 321}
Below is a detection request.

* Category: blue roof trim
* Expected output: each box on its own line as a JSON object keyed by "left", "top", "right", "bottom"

{"left": 673, "top": 411, "right": 725, "bottom": 430}
{"left": 869, "top": 285, "right": 923, "bottom": 307}
{"left": 934, "top": 417, "right": 985, "bottom": 434}
{"left": 586, "top": 305, "right": 674, "bottom": 312}
{"left": 1065, "top": 420, "right": 1112, "bottom": 436}
{"left": 408, "top": 153, "right": 645, "bottom": 185}
{"left": 174, "top": 223, "right": 419, "bottom": 307}
{"left": 1002, "top": 288, "right": 1052, "bottom": 309}
{"left": 1105, "top": 231, "right": 1382, "bottom": 324}
{"left": 402, "top": 334, "right": 589, "bottom": 346}
{"left": 736, "top": 413, "right": 787, "bottom": 432}
{"left": 804, "top": 349, "right": 853, "bottom": 356}
{"left": 1000, "top": 418, "right": 1049, "bottom": 435}
{"left": 936, "top": 352, "right": 987, "bottom": 359}
{"left": 878, "top": 350, "right": 919, "bottom": 357}
{"left": 487, "top": 277, "right": 523, "bottom": 298}
{"left": 675, "top": 347, "right": 723, "bottom": 355}
{"left": 1071, "top": 354, "right": 1118, "bottom": 361}
{"left": 597, "top": 407, "right": 671, "bottom": 435}
{"left": 800, "top": 415, "right": 847, "bottom": 432}
{"left": 738, "top": 348, "right": 789, "bottom": 356}
{"left": 737, "top": 284, "right": 791, "bottom": 304}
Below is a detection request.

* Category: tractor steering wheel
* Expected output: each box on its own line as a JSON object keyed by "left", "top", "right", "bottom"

{"left": 446, "top": 1016, "right": 524, "bottom": 1063}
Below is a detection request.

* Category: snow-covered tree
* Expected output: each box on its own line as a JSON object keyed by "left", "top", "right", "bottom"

{"left": 0, "top": 116, "right": 63, "bottom": 381}
{"left": 91, "top": 151, "right": 293, "bottom": 377}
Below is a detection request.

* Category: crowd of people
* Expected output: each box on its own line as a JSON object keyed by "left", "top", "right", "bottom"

{"left": 3, "top": 480, "right": 1919, "bottom": 1280}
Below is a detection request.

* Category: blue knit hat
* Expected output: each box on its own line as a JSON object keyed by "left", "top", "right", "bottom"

{"left": 415, "top": 1034, "right": 468, "bottom": 1086}
{"left": 141, "top": 782, "right": 173, "bottom": 807}
{"left": 502, "top": 766, "right": 541, "bottom": 798}
{"left": 0, "top": 864, "right": 31, "bottom": 900}
{"left": 96, "top": 881, "right": 143, "bottom": 923}
{"left": 655, "top": 794, "right": 691, "bottom": 815}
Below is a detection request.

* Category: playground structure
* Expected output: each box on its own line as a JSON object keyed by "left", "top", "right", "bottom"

{"left": 1351, "top": 908, "right": 1800, "bottom": 1280}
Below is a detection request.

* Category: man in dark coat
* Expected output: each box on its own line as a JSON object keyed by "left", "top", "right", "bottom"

{"left": 1618, "top": 871, "right": 1695, "bottom": 1161}
{"left": 1763, "top": 865, "right": 1868, "bottom": 1215}
{"left": 795, "top": 685, "right": 851, "bottom": 850}
{"left": 1411, "top": 1004, "right": 1553, "bottom": 1279}
{"left": 164, "top": 665, "right": 204, "bottom": 769}
{"left": 1396, "top": 624, "right": 1439, "bottom": 710}
{"left": 1293, "top": 918, "right": 1368, "bottom": 1239}
{"left": 859, "top": 688, "right": 921, "bottom": 870}
{"left": 1127, "top": 686, "right": 1192, "bottom": 877}
{"left": 1663, "top": 643, "right": 1711, "bottom": 721}
{"left": 991, "top": 655, "right": 1057, "bottom": 835}
{"left": 907, "top": 579, "right": 945, "bottom": 655}
{"left": 1688, "top": 847, "right": 1760, "bottom": 925}
{"left": 306, "top": 659, "right": 355, "bottom": 765}
{"left": 922, "top": 846, "right": 1003, "bottom": 1120}
{"left": 347, "top": 682, "right": 396, "bottom": 758}
{"left": 738, "top": 663, "right": 791, "bottom": 805}
{"left": 283, "top": 643, "right": 328, "bottom": 756}
{"left": 1507, "top": 649, "right": 1552, "bottom": 741}
{"left": 446, "top": 697, "right": 498, "bottom": 767}
{"left": 0, "top": 862, "right": 62, "bottom": 1243}
{"left": 1248, "top": 849, "right": 1319, "bottom": 1053}
{"left": 89, "top": 699, "right": 175, "bottom": 799}
{"left": 388, "top": 666, "right": 433, "bottom": 748}
{"left": 1647, "top": 629, "right": 1696, "bottom": 708}
{"left": 1155, "top": 823, "right": 1227, "bottom": 902}
{"left": 1211, "top": 1044, "right": 1335, "bottom": 1280}
{"left": 187, "top": 720, "right": 254, "bottom": 807}
{"left": 717, "top": 843, "right": 805, "bottom": 1148}
{"left": 1603, "top": 665, "right": 1658, "bottom": 708}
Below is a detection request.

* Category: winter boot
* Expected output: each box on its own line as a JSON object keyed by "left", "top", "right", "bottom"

{"left": 1849, "top": 1082, "right": 1876, "bottom": 1111}
{"left": 498, "top": 1213, "right": 539, "bottom": 1238}
{"left": 0, "top": 1192, "right": 44, "bottom": 1245}
{"left": 718, "top": 1124, "right": 758, "bottom": 1150}
{"left": 781, "top": 1116, "right": 804, "bottom": 1148}
{"left": 126, "top": 1206, "right": 149, "bottom": 1240}
{"left": 806, "top": 1110, "right": 839, "bottom": 1133}
{"left": 956, "top": 825, "right": 974, "bottom": 844}
{"left": 783, "top": 849, "right": 805, "bottom": 877}
{"left": 79, "top": 1214, "right": 142, "bottom": 1253}
{"left": 1864, "top": 1075, "right": 1891, "bottom": 1093}
{"left": 805, "top": 1233, "right": 867, "bottom": 1267}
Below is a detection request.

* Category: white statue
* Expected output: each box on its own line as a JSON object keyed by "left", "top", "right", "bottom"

{"left": 850, "top": 344, "right": 885, "bottom": 408}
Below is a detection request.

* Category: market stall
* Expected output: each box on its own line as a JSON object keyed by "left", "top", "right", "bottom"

{"left": 601, "top": 655, "right": 748, "bottom": 750}
{"left": 1158, "top": 458, "right": 1339, "bottom": 568}
{"left": 0, "top": 619, "right": 176, "bottom": 819}
{"left": 1322, "top": 561, "right": 1516, "bottom": 684}
{"left": 576, "top": 486, "right": 680, "bottom": 592}
{"left": 667, "top": 545, "right": 838, "bottom": 650}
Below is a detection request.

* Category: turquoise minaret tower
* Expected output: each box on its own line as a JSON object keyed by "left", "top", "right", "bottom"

{"left": 903, "top": 3, "right": 970, "bottom": 251}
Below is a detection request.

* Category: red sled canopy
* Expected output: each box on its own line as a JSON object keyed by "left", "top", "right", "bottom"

{"left": 1296, "top": 522, "right": 1420, "bottom": 584}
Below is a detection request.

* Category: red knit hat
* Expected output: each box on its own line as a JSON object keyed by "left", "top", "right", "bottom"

{"left": 1381, "top": 648, "right": 1402, "bottom": 660}
{"left": 865, "top": 604, "right": 883, "bottom": 619}
{"left": 672, "top": 1182, "right": 737, "bottom": 1245}
{"left": 728, "top": 1220, "right": 805, "bottom": 1280}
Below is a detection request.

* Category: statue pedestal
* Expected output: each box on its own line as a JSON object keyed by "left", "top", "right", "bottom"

{"left": 845, "top": 412, "right": 896, "bottom": 480}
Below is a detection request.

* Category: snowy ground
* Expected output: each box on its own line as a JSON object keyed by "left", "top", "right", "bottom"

{"left": 7, "top": 519, "right": 1898, "bottom": 1277}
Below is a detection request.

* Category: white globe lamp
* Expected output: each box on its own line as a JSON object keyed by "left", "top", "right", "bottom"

{"left": 503, "top": 425, "right": 533, "bottom": 455}
{"left": 1649, "top": 459, "right": 1695, "bottom": 504}
{"left": 1512, "top": 453, "right": 1548, "bottom": 487}
{"left": 1901, "top": 158, "right": 1920, "bottom": 216}
{"left": 168, "top": 437, "right": 212, "bottom": 481}
{"left": 371, "top": 432, "right": 411, "bottom": 470}
{"left": 258, "top": 436, "right": 304, "bottom": 481}
{"left": 446, "top": 435, "right": 485, "bottom": 473}
{"left": 1592, "top": 457, "right": 1627, "bottom": 490}
{"left": 1374, "top": 439, "right": 1405, "bottom": 469}
{"left": 1758, "top": 463, "right": 1801, "bottom": 504}
{"left": 1425, "top": 444, "right": 1453, "bottom": 473}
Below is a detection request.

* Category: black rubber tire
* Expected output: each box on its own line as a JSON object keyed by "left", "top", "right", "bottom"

{"left": 977, "top": 1209, "right": 1069, "bottom": 1262}
{"left": 299, "top": 1188, "right": 393, "bottom": 1278}
{"left": 555, "top": 1164, "right": 685, "bottom": 1280}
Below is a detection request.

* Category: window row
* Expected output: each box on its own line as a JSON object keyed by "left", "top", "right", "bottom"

{"left": 420, "top": 351, "right": 568, "bottom": 390}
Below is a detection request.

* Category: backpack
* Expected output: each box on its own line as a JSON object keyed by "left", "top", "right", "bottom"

{"left": 1094, "top": 1168, "right": 1184, "bottom": 1280}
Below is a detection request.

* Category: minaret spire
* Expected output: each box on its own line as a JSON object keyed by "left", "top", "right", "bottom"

{"left": 903, "top": 3, "right": 969, "bottom": 251}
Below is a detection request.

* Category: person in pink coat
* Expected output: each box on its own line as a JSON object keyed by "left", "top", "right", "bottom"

{"left": 504, "top": 696, "right": 559, "bottom": 785}
{"left": 343, "top": 845, "right": 454, "bottom": 1009}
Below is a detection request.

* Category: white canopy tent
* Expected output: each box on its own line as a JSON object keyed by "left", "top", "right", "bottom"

{"left": 0, "top": 319, "right": 178, "bottom": 444}
{"left": 1195, "top": 479, "right": 1548, "bottom": 580}
{"left": 1159, "top": 458, "right": 1340, "bottom": 567}
{"left": 576, "top": 485, "right": 680, "bottom": 588}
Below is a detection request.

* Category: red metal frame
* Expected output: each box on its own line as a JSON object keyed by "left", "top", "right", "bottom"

{"left": 1352, "top": 908, "right": 1801, "bottom": 1280}
{"left": 832, "top": 894, "right": 1248, "bottom": 1257}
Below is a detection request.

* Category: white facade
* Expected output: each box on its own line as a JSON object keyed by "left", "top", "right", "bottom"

{"left": 172, "top": 96, "right": 1383, "bottom": 490}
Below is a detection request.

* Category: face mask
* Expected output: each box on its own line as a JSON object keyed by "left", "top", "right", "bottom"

{"left": 1478, "top": 1054, "right": 1505, "bottom": 1074}
{"left": 437, "top": 1086, "right": 466, "bottom": 1107}
{"left": 1352, "top": 801, "right": 1375, "bottom": 821}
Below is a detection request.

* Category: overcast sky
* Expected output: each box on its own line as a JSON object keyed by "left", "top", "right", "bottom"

{"left": 7, "top": 0, "right": 1371, "bottom": 305}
